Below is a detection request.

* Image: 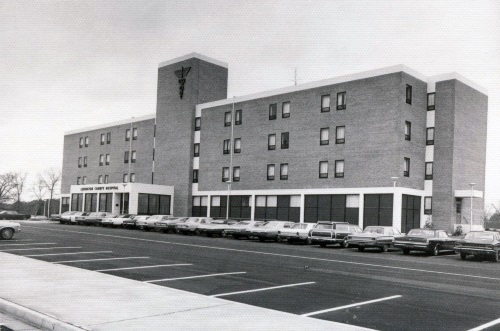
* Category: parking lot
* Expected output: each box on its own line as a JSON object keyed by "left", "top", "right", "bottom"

{"left": 3, "top": 222, "right": 500, "bottom": 331}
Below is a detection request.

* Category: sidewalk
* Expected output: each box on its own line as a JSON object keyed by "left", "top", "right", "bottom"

{"left": 0, "top": 253, "right": 374, "bottom": 331}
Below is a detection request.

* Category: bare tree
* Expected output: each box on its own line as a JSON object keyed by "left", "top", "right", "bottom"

{"left": 12, "top": 172, "right": 27, "bottom": 212}
{"left": 0, "top": 172, "right": 16, "bottom": 203}
{"left": 41, "top": 169, "right": 61, "bottom": 217}
{"left": 32, "top": 177, "right": 47, "bottom": 216}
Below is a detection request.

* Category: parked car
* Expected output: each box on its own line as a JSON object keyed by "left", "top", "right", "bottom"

{"left": 101, "top": 214, "right": 136, "bottom": 227}
{"left": 278, "top": 223, "right": 316, "bottom": 244}
{"left": 0, "top": 220, "right": 21, "bottom": 240}
{"left": 154, "top": 217, "right": 189, "bottom": 233}
{"left": 347, "top": 226, "right": 402, "bottom": 252}
{"left": 62, "top": 212, "right": 90, "bottom": 225}
{"left": 50, "top": 211, "right": 75, "bottom": 222}
{"left": 196, "top": 219, "right": 230, "bottom": 237}
{"left": 309, "top": 222, "right": 362, "bottom": 247}
{"left": 124, "top": 215, "right": 148, "bottom": 229}
{"left": 394, "top": 228, "right": 457, "bottom": 256}
{"left": 222, "top": 220, "right": 264, "bottom": 239}
{"left": 136, "top": 215, "right": 173, "bottom": 231}
{"left": 175, "top": 217, "right": 213, "bottom": 234}
{"left": 77, "top": 212, "right": 117, "bottom": 226}
{"left": 250, "top": 221, "right": 295, "bottom": 242}
{"left": 455, "top": 231, "right": 500, "bottom": 262}
{"left": 0, "top": 210, "right": 31, "bottom": 220}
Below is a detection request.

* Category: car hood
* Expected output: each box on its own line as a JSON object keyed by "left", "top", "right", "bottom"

{"left": 0, "top": 220, "right": 21, "bottom": 228}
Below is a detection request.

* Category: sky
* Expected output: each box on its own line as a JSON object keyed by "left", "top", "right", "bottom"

{"left": 0, "top": 0, "right": 499, "bottom": 209}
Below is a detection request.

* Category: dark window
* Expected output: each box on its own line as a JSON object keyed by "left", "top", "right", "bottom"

{"left": 78, "top": 157, "right": 82, "bottom": 168}
{"left": 267, "top": 164, "right": 275, "bottom": 180}
{"left": 79, "top": 137, "right": 84, "bottom": 148}
{"left": 280, "top": 163, "right": 288, "bottom": 180}
{"left": 320, "top": 128, "right": 329, "bottom": 145}
{"left": 426, "top": 128, "right": 434, "bottom": 145}
{"left": 336, "top": 92, "right": 346, "bottom": 110}
{"left": 83, "top": 156, "right": 87, "bottom": 167}
{"left": 405, "top": 121, "right": 411, "bottom": 141}
{"left": 223, "top": 139, "right": 230, "bottom": 154}
{"left": 100, "top": 134, "right": 105, "bottom": 145}
{"left": 319, "top": 161, "right": 328, "bottom": 178}
{"left": 364, "top": 194, "right": 394, "bottom": 227}
{"left": 281, "top": 132, "right": 289, "bottom": 149}
{"left": 321, "top": 95, "right": 330, "bottom": 112}
{"left": 125, "top": 129, "right": 131, "bottom": 141}
{"left": 424, "top": 197, "right": 432, "bottom": 215}
{"left": 335, "top": 160, "right": 344, "bottom": 178}
{"left": 233, "top": 166, "right": 240, "bottom": 182}
{"left": 99, "top": 193, "right": 113, "bottom": 212}
{"left": 406, "top": 84, "right": 412, "bottom": 104}
{"left": 193, "top": 170, "right": 198, "bottom": 183}
{"left": 456, "top": 198, "right": 462, "bottom": 214}
{"left": 124, "top": 151, "right": 129, "bottom": 163}
{"left": 427, "top": 93, "right": 435, "bottom": 111}
{"left": 131, "top": 150, "right": 136, "bottom": 163}
{"left": 234, "top": 138, "right": 241, "bottom": 153}
{"left": 425, "top": 162, "right": 433, "bottom": 180}
{"left": 282, "top": 102, "right": 290, "bottom": 118}
{"left": 269, "top": 103, "right": 277, "bottom": 120}
{"left": 336, "top": 126, "right": 345, "bottom": 144}
{"left": 85, "top": 136, "right": 89, "bottom": 147}
{"left": 99, "top": 154, "right": 104, "bottom": 166}
{"left": 84, "top": 193, "right": 97, "bottom": 212}
{"left": 268, "top": 134, "right": 276, "bottom": 150}
{"left": 106, "top": 132, "right": 111, "bottom": 144}
{"left": 77, "top": 177, "right": 81, "bottom": 185}
{"left": 194, "top": 117, "right": 201, "bottom": 131}
{"left": 222, "top": 167, "right": 229, "bottom": 182}
{"left": 71, "top": 193, "right": 83, "bottom": 211}
{"left": 132, "top": 128, "right": 137, "bottom": 140}
{"left": 404, "top": 157, "right": 410, "bottom": 177}
{"left": 138, "top": 193, "right": 171, "bottom": 215}
{"left": 224, "top": 111, "right": 232, "bottom": 127}
{"left": 194, "top": 143, "right": 200, "bottom": 157}
{"left": 105, "top": 154, "right": 110, "bottom": 165}
{"left": 235, "top": 109, "right": 242, "bottom": 125}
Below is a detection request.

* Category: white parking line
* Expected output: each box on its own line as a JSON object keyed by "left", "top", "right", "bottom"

{"left": 301, "top": 295, "right": 402, "bottom": 317}
{"left": 53, "top": 257, "right": 150, "bottom": 264}
{"left": 145, "top": 271, "right": 247, "bottom": 283}
{"left": 0, "top": 242, "right": 56, "bottom": 246}
{"left": 468, "top": 317, "right": 500, "bottom": 331}
{"left": 211, "top": 282, "right": 316, "bottom": 297}
{"left": 0, "top": 239, "right": 33, "bottom": 242}
{"left": 96, "top": 263, "right": 193, "bottom": 272}
{"left": 0, "top": 246, "right": 81, "bottom": 252}
{"left": 25, "top": 251, "right": 113, "bottom": 257}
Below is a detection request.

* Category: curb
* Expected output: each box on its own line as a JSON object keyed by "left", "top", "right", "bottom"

{"left": 0, "top": 298, "right": 87, "bottom": 331}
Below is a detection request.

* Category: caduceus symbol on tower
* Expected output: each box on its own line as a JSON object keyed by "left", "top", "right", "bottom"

{"left": 174, "top": 66, "right": 191, "bottom": 99}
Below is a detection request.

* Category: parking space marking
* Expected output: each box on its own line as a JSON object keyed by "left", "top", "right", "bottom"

{"left": 211, "top": 281, "right": 316, "bottom": 297}
{"left": 301, "top": 295, "right": 402, "bottom": 317}
{"left": 24, "top": 251, "right": 113, "bottom": 257}
{"left": 0, "top": 239, "right": 33, "bottom": 242}
{"left": 468, "top": 317, "right": 500, "bottom": 331}
{"left": 96, "top": 263, "right": 193, "bottom": 272}
{"left": 0, "top": 242, "right": 56, "bottom": 246}
{"left": 0, "top": 246, "right": 81, "bottom": 252}
{"left": 53, "top": 257, "right": 150, "bottom": 264}
{"left": 145, "top": 271, "right": 247, "bottom": 283}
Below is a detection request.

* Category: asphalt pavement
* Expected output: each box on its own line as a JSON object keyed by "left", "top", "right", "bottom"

{"left": 2, "top": 222, "right": 500, "bottom": 331}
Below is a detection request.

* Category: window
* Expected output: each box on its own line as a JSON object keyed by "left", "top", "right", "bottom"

{"left": 267, "top": 164, "right": 275, "bottom": 180}
{"left": 222, "top": 167, "right": 229, "bottom": 182}
{"left": 269, "top": 103, "right": 277, "bottom": 120}
{"left": 280, "top": 163, "right": 288, "bottom": 180}
{"left": 424, "top": 197, "right": 432, "bottom": 214}
{"left": 125, "top": 129, "right": 131, "bottom": 141}
{"left": 282, "top": 102, "right": 290, "bottom": 118}
{"left": 233, "top": 166, "right": 240, "bottom": 182}
{"left": 234, "top": 138, "right": 241, "bottom": 153}
{"left": 404, "top": 157, "right": 410, "bottom": 177}
{"left": 224, "top": 111, "right": 232, "bottom": 127}
{"left": 78, "top": 157, "right": 82, "bottom": 168}
{"left": 124, "top": 151, "right": 129, "bottom": 163}
{"left": 77, "top": 177, "right": 81, "bottom": 185}
{"left": 321, "top": 95, "right": 330, "bottom": 112}
{"left": 131, "top": 150, "right": 136, "bottom": 163}
{"left": 104, "top": 175, "right": 109, "bottom": 184}
{"left": 335, "top": 160, "right": 345, "bottom": 178}
{"left": 129, "top": 173, "right": 135, "bottom": 183}
{"left": 235, "top": 109, "right": 242, "bottom": 125}
{"left": 406, "top": 84, "right": 412, "bottom": 104}
{"left": 99, "top": 154, "right": 104, "bottom": 166}
{"left": 405, "top": 121, "right": 411, "bottom": 141}
{"left": 106, "top": 132, "right": 111, "bottom": 144}
{"left": 83, "top": 156, "right": 87, "bottom": 167}
{"left": 456, "top": 198, "right": 462, "bottom": 213}
{"left": 319, "top": 161, "right": 328, "bottom": 178}
{"left": 82, "top": 176, "right": 87, "bottom": 185}
{"left": 320, "top": 128, "right": 329, "bottom": 145}
{"left": 100, "top": 134, "right": 105, "bottom": 145}
{"left": 85, "top": 136, "right": 89, "bottom": 147}
{"left": 268, "top": 134, "right": 276, "bottom": 150}
{"left": 132, "top": 128, "right": 137, "bottom": 140}
{"left": 336, "top": 126, "right": 345, "bottom": 144}
{"left": 426, "top": 128, "right": 434, "bottom": 145}
{"left": 337, "top": 92, "right": 346, "bottom": 110}
{"left": 79, "top": 137, "right": 84, "bottom": 148}
{"left": 193, "top": 170, "right": 198, "bottom": 183}
{"left": 425, "top": 162, "right": 433, "bottom": 180}
{"left": 194, "top": 143, "right": 200, "bottom": 157}
{"left": 194, "top": 117, "right": 201, "bottom": 131}
{"left": 105, "top": 154, "right": 110, "bottom": 165}
{"left": 123, "top": 174, "right": 129, "bottom": 183}
{"left": 281, "top": 132, "right": 289, "bottom": 149}
{"left": 98, "top": 175, "right": 103, "bottom": 184}
{"left": 223, "top": 139, "right": 230, "bottom": 154}
{"left": 427, "top": 93, "right": 435, "bottom": 111}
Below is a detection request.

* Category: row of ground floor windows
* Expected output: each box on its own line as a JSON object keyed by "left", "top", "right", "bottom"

{"left": 70, "top": 193, "right": 170, "bottom": 215}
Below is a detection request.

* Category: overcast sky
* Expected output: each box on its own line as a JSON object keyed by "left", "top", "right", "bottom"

{"left": 1, "top": 0, "right": 499, "bottom": 209}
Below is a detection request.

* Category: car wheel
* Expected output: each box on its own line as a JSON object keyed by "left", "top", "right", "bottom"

{"left": 175, "top": 229, "right": 181, "bottom": 234}
{"left": 381, "top": 245, "right": 389, "bottom": 252}
{"left": 460, "top": 252, "right": 467, "bottom": 260}
{"left": 287, "top": 239, "right": 294, "bottom": 245}
{"left": 341, "top": 239, "right": 349, "bottom": 248}
{"left": 431, "top": 245, "right": 440, "bottom": 256}
{"left": 319, "top": 243, "right": 327, "bottom": 248}
{"left": 233, "top": 234, "right": 240, "bottom": 240}
{"left": 0, "top": 228, "right": 14, "bottom": 240}
{"left": 259, "top": 237, "right": 265, "bottom": 242}
{"left": 206, "top": 233, "right": 213, "bottom": 237}
{"left": 275, "top": 235, "right": 281, "bottom": 242}
{"left": 306, "top": 238, "right": 312, "bottom": 245}
{"left": 358, "top": 247, "right": 365, "bottom": 252}
{"left": 195, "top": 229, "right": 201, "bottom": 236}
{"left": 402, "top": 249, "right": 410, "bottom": 255}
{"left": 493, "top": 251, "right": 499, "bottom": 262}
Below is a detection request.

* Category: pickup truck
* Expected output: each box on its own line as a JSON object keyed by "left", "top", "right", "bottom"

{"left": 309, "top": 221, "right": 362, "bottom": 248}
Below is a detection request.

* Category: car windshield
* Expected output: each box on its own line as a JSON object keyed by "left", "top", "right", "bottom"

{"left": 408, "top": 229, "right": 436, "bottom": 237}
{"left": 315, "top": 224, "right": 331, "bottom": 229}
{"left": 363, "top": 227, "right": 384, "bottom": 234}
{"left": 292, "top": 223, "right": 307, "bottom": 229}
{"left": 465, "top": 232, "right": 497, "bottom": 240}
{"left": 211, "top": 220, "right": 227, "bottom": 224}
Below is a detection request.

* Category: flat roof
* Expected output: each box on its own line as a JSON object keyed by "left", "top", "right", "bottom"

{"left": 64, "top": 113, "right": 155, "bottom": 136}
{"left": 158, "top": 52, "right": 228, "bottom": 69}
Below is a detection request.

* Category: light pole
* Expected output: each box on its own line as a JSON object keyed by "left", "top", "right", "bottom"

{"left": 469, "top": 183, "right": 476, "bottom": 233}
{"left": 391, "top": 177, "right": 399, "bottom": 187}
{"left": 225, "top": 180, "right": 232, "bottom": 220}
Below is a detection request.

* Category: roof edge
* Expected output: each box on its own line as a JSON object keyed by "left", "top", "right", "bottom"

{"left": 64, "top": 113, "right": 156, "bottom": 136}
{"left": 158, "top": 52, "right": 228, "bottom": 69}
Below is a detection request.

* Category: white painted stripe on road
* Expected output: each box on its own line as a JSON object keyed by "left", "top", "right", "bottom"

{"left": 145, "top": 271, "right": 246, "bottom": 283}
{"left": 24, "top": 251, "right": 113, "bottom": 257}
{"left": 0, "top": 246, "right": 81, "bottom": 252}
{"left": 96, "top": 264, "right": 193, "bottom": 272}
{"left": 25, "top": 226, "right": 500, "bottom": 282}
{"left": 302, "top": 295, "right": 402, "bottom": 317}
{"left": 211, "top": 282, "right": 316, "bottom": 297}
{"left": 0, "top": 242, "right": 56, "bottom": 246}
{"left": 53, "top": 257, "right": 150, "bottom": 264}
{"left": 0, "top": 239, "right": 33, "bottom": 242}
{"left": 468, "top": 317, "right": 500, "bottom": 331}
